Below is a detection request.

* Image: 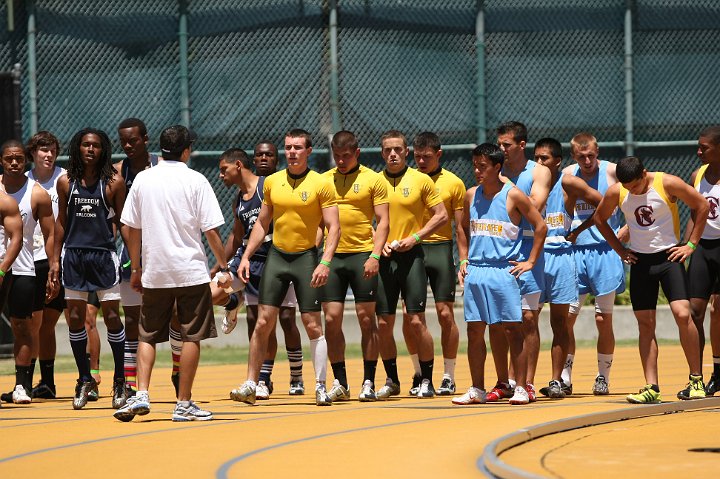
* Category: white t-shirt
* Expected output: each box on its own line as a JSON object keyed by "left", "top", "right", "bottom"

{"left": 120, "top": 160, "right": 224, "bottom": 288}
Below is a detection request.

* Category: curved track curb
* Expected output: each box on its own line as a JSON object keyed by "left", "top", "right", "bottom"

{"left": 481, "top": 396, "right": 720, "bottom": 478}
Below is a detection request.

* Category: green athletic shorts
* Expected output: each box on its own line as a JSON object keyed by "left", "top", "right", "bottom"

{"left": 259, "top": 245, "right": 321, "bottom": 312}
{"left": 321, "top": 252, "right": 378, "bottom": 303}
{"left": 423, "top": 241, "right": 456, "bottom": 302}
{"left": 376, "top": 245, "right": 427, "bottom": 315}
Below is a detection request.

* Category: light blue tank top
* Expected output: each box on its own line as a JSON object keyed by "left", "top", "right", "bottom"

{"left": 505, "top": 160, "right": 537, "bottom": 241}
{"left": 468, "top": 183, "right": 522, "bottom": 265}
{"left": 573, "top": 160, "right": 622, "bottom": 246}
{"left": 544, "top": 173, "right": 572, "bottom": 251}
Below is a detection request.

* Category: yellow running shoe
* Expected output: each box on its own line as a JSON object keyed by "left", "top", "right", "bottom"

{"left": 626, "top": 384, "right": 661, "bottom": 404}
{"left": 688, "top": 375, "right": 707, "bottom": 400}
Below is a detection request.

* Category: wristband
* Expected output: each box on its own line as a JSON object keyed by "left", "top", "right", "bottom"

{"left": 0, "top": 269, "right": 4, "bottom": 277}
{"left": 320, "top": 259, "right": 331, "bottom": 267}
{"left": 123, "top": 260, "right": 131, "bottom": 268}
{"left": 459, "top": 259, "right": 468, "bottom": 266}
{"left": 369, "top": 253, "right": 381, "bottom": 260}
{"left": 91, "top": 369, "right": 100, "bottom": 375}
{"left": 412, "top": 233, "right": 422, "bottom": 243}
{"left": 131, "top": 267, "right": 142, "bottom": 273}
{"left": 687, "top": 241, "right": 697, "bottom": 250}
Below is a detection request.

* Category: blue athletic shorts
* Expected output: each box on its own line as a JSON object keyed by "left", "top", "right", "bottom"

{"left": 516, "top": 240, "right": 545, "bottom": 296}
{"left": 541, "top": 248, "right": 578, "bottom": 305}
{"left": 573, "top": 244, "right": 625, "bottom": 296}
{"left": 463, "top": 263, "right": 521, "bottom": 325}
{"left": 61, "top": 248, "right": 120, "bottom": 292}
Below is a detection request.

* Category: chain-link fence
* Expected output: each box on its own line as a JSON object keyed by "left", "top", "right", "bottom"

{"left": 0, "top": 0, "right": 719, "bottom": 238}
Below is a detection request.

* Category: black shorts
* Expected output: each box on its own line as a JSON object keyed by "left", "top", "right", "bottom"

{"left": 0, "top": 272, "right": 35, "bottom": 319}
{"left": 422, "top": 241, "right": 456, "bottom": 302}
{"left": 687, "top": 238, "right": 720, "bottom": 300}
{"left": 321, "top": 252, "right": 377, "bottom": 303}
{"left": 34, "top": 260, "right": 66, "bottom": 312}
{"left": 259, "top": 246, "right": 321, "bottom": 313}
{"left": 62, "top": 248, "right": 119, "bottom": 292}
{"left": 229, "top": 246, "right": 267, "bottom": 298}
{"left": 630, "top": 250, "right": 688, "bottom": 311}
{"left": 376, "top": 245, "right": 427, "bottom": 315}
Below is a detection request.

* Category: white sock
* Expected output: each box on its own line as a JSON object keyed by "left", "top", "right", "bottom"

{"left": 508, "top": 378, "right": 517, "bottom": 389}
{"left": 597, "top": 353, "right": 613, "bottom": 381}
{"left": 410, "top": 354, "right": 421, "bottom": 375}
{"left": 310, "top": 335, "right": 328, "bottom": 383}
{"left": 561, "top": 354, "right": 574, "bottom": 385}
{"left": 443, "top": 357, "right": 456, "bottom": 380}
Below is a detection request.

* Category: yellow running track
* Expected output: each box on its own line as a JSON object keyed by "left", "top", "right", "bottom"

{"left": 0, "top": 344, "right": 717, "bottom": 478}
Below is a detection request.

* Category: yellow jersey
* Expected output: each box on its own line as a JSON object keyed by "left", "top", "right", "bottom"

{"left": 324, "top": 165, "right": 389, "bottom": 253}
{"left": 382, "top": 166, "right": 443, "bottom": 242}
{"left": 263, "top": 169, "right": 336, "bottom": 253}
{"left": 423, "top": 168, "right": 466, "bottom": 243}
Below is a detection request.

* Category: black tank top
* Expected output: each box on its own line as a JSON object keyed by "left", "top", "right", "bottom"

{"left": 64, "top": 179, "right": 115, "bottom": 251}
{"left": 235, "top": 176, "right": 273, "bottom": 258}
{"left": 121, "top": 154, "right": 159, "bottom": 190}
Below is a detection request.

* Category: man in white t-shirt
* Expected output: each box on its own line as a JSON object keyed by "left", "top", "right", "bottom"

{"left": 114, "top": 125, "right": 228, "bottom": 422}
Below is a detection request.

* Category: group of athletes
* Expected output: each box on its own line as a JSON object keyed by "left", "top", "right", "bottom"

{"left": 0, "top": 119, "right": 719, "bottom": 421}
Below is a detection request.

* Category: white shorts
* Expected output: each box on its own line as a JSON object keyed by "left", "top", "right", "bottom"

{"left": 120, "top": 280, "right": 142, "bottom": 307}
{"left": 65, "top": 283, "right": 121, "bottom": 302}
{"left": 245, "top": 283, "right": 297, "bottom": 308}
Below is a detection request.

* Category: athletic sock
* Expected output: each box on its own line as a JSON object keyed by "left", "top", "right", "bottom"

{"left": 443, "top": 357, "right": 456, "bottom": 380}
{"left": 650, "top": 384, "right": 660, "bottom": 393}
{"left": 124, "top": 340, "right": 138, "bottom": 390}
{"left": 29, "top": 358, "right": 36, "bottom": 390}
{"left": 382, "top": 358, "right": 399, "bottom": 385}
{"left": 597, "top": 353, "right": 613, "bottom": 381}
{"left": 561, "top": 353, "right": 574, "bottom": 385}
{"left": 259, "top": 359, "right": 274, "bottom": 384}
{"left": 420, "top": 359, "right": 434, "bottom": 383}
{"left": 713, "top": 356, "right": 720, "bottom": 377}
{"left": 310, "top": 336, "right": 328, "bottom": 383}
{"left": 363, "top": 359, "right": 378, "bottom": 386}
{"left": 39, "top": 359, "right": 55, "bottom": 387}
{"left": 410, "top": 353, "right": 421, "bottom": 376}
{"left": 287, "top": 347, "right": 304, "bottom": 381}
{"left": 107, "top": 327, "right": 126, "bottom": 381}
{"left": 224, "top": 293, "right": 239, "bottom": 311}
{"left": 169, "top": 326, "right": 182, "bottom": 377}
{"left": 69, "top": 328, "right": 91, "bottom": 381}
{"left": 331, "top": 361, "right": 348, "bottom": 389}
{"left": 15, "top": 365, "right": 32, "bottom": 393}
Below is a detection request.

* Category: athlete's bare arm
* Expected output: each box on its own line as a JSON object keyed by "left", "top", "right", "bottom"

{"left": 594, "top": 183, "right": 634, "bottom": 263}
{"left": 529, "top": 162, "right": 552, "bottom": 213}
{"left": 364, "top": 202, "right": 389, "bottom": 279}
{"left": 664, "top": 173, "right": 709, "bottom": 263}
{"left": 508, "top": 187, "right": 547, "bottom": 277}
{"left": 52, "top": 175, "right": 70, "bottom": 283}
{"left": 239, "top": 202, "right": 272, "bottom": 282}
{"left": 312, "top": 205, "right": 340, "bottom": 288}
{"left": 563, "top": 174, "right": 603, "bottom": 242}
{"left": 0, "top": 193, "right": 22, "bottom": 285}
{"left": 457, "top": 186, "right": 477, "bottom": 286}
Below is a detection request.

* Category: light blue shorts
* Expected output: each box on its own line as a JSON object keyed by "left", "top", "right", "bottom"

{"left": 574, "top": 244, "right": 626, "bottom": 296}
{"left": 541, "top": 248, "right": 578, "bottom": 305}
{"left": 463, "top": 264, "right": 522, "bottom": 325}
{"left": 516, "top": 240, "right": 546, "bottom": 296}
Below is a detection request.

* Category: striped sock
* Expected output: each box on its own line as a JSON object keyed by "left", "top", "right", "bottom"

{"left": 287, "top": 347, "right": 303, "bottom": 381}
{"left": 169, "top": 327, "right": 182, "bottom": 376}
{"left": 259, "top": 360, "right": 274, "bottom": 384}
{"left": 69, "top": 328, "right": 91, "bottom": 381}
{"left": 124, "top": 340, "right": 138, "bottom": 390}
{"left": 107, "top": 327, "right": 126, "bottom": 381}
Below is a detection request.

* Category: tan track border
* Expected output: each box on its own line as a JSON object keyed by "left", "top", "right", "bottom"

{"left": 482, "top": 396, "right": 720, "bottom": 479}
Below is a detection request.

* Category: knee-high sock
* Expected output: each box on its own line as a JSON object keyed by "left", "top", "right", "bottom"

{"left": 169, "top": 326, "right": 182, "bottom": 376}
{"left": 310, "top": 336, "right": 327, "bottom": 383}
{"left": 69, "top": 328, "right": 91, "bottom": 381}
{"left": 124, "top": 340, "right": 138, "bottom": 389}
{"left": 287, "top": 347, "right": 303, "bottom": 381}
{"left": 107, "top": 327, "right": 126, "bottom": 381}
{"left": 259, "top": 360, "right": 274, "bottom": 384}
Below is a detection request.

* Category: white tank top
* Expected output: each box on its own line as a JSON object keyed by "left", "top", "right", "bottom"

{"left": 27, "top": 167, "right": 65, "bottom": 261}
{"left": 694, "top": 165, "right": 720, "bottom": 240}
{"left": 619, "top": 172, "right": 679, "bottom": 254}
{"left": 0, "top": 178, "right": 39, "bottom": 275}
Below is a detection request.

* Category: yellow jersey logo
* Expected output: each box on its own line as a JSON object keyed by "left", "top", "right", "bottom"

{"left": 402, "top": 187, "right": 411, "bottom": 198}
{"left": 353, "top": 183, "right": 360, "bottom": 193}
{"left": 300, "top": 191, "right": 309, "bottom": 202}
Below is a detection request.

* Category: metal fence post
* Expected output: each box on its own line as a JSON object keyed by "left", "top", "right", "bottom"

{"left": 328, "top": 0, "right": 342, "bottom": 135}
{"left": 624, "top": 0, "right": 635, "bottom": 156}
{"left": 26, "top": 0, "right": 38, "bottom": 135}
{"left": 475, "top": 0, "right": 486, "bottom": 145}
{"left": 178, "top": 0, "right": 190, "bottom": 127}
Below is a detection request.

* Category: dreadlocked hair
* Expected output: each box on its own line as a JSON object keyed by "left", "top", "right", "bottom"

{"left": 66, "top": 128, "right": 116, "bottom": 183}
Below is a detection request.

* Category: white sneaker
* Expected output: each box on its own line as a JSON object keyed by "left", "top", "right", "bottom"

{"left": 230, "top": 381, "right": 256, "bottom": 405}
{"left": 12, "top": 385, "right": 31, "bottom": 404}
{"left": 358, "top": 380, "right": 377, "bottom": 402}
{"left": 509, "top": 385, "right": 530, "bottom": 405}
{"left": 452, "top": 386, "right": 486, "bottom": 405}
{"left": 417, "top": 379, "right": 435, "bottom": 398}
{"left": 315, "top": 382, "right": 332, "bottom": 406}
{"left": 256, "top": 381, "right": 270, "bottom": 400}
{"left": 221, "top": 304, "right": 239, "bottom": 334}
{"left": 327, "top": 379, "right": 350, "bottom": 401}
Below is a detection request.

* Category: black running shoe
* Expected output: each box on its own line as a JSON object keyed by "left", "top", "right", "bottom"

{"left": 408, "top": 374, "right": 422, "bottom": 396}
{"left": 706, "top": 373, "right": 719, "bottom": 396}
{"left": 112, "top": 378, "right": 129, "bottom": 409}
{"left": 32, "top": 382, "right": 57, "bottom": 399}
{"left": 1, "top": 390, "right": 13, "bottom": 403}
{"left": 73, "top": 378, "right": 97, "bottom": 410}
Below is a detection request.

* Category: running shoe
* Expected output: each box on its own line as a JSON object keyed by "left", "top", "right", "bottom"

{"left": 11, "top": 385, "right": 31, "bottom": 404}
{"left": 509, "top": 385, "right": 530, "bottom": 405}
{"left": 626, "top": 384, "right": 661, "bottom": 404}
{"left": 358, "top": 380, "right": 377, "bottom": 402}
{"left": 172, "top": 400, "right": 213, "bottom": 422}
{"left": 113, "top": 391, "right": 150, "bottom": 422}
{"left": 87, "top": 382, "right": 99, "bottom": 402}
{"left": 486, "top": 382, "right": 514, "bottom": 402}
{"left": 315, "top": 382, "right": 332, "bottom": 406}
{"left": 230, "top": 381, "right": 256, "bottom": 405}
{"left": 73, "top": 378, "right": 98, "bottom": 410}
{"left": 452, "top": 386, "right": 487, "bottom": 405}
{"left": 289, "top": 380, "right": 305, "bottom": 395}
{"left": 32, "top": 382, "right": 56, "bottom": 399}
{"left": 256, "top": 381, "right": 271, "bottom": 400}
{"left": 111, "top": 377, "right": 129, "bottom": 409}
{"left": 592, "top": 375, "right": 610, "bottom": 396}
{"left": 436, "top": 377, "right": 456, "bottom": 396}
{"left": 377, "top": 378, "right": 401, "bottom": 400}
{"left": 706, "top": 373, "right": 719, "bottom": 396}
{"left": 221, "top": 297, "right": 239, "bottom": 334}
{"left": 546, "top": 380, "right": 566, "bottom": 399}
{"left": 526, "top": 383, "right": 537, "bottom": 402}
{"left": 408, "top": 374, "right": 422, "bottom": 396}
{"left": 417, "top": 379, "right": 435, "bottom": 398}
{"left": 327, "top": 379, "right": 350, "bottom": 401}
{"left": 679, "top": 375, "right": 706, "bottom": 400}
